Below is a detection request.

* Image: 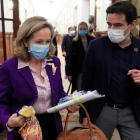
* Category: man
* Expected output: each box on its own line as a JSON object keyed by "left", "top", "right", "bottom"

{"left": 81, "top": 1, "right": 140, "bottom": 140}
{"left": 62, "top": 26, "right": 75, "bottom": 77}
{"left": 88, "top": 15, "right": 94, "bottom": 34}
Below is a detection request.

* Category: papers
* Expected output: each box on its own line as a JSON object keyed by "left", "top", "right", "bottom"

{"left": 46, "top": 90, "right": 105, "bottom": 113}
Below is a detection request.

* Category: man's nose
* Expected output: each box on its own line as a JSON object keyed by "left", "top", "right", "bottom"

{"left": 110, "top": 25, "right": 115, "bottom": 29}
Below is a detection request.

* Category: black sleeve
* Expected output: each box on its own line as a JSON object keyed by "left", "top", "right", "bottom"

{"left": 61, "top": 36, "right": 66, "bottom": 52}
{"left": 80, "top": 41, "right": 95, "bottom": 118}
{"left": 67, "top": 41, "right": 75, "bottom": 76}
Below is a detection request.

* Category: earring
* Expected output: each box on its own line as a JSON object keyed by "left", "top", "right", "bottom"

{"left": 25, "top": 45, "right": 29, "bottom": 51}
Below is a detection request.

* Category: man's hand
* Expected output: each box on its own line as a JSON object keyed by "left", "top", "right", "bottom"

{"left": 67, "top": 76, "right": 72, "bottom": 82}
{"left": 7, "top": 113, "right": 25, "bottom": 128}
{"left": 127, "top": 69, "right": 140, "bottom": 85}
{"left": 62, "top": 51, "right": 67, "bottom": 57}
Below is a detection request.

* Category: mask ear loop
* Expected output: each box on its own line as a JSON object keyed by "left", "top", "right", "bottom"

{"left": 124, "top": 24, "right": 131, "bottom": 37}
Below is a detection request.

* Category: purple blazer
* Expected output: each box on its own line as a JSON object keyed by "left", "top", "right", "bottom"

{"left": 0, "top": 56, "right": 67, "bottom": 140}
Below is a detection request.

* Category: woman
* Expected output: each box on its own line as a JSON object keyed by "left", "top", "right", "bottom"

{"left": 0, "top": 16, "right": 78, "bottom": 140}
{"left": 67, "top": 21, "right": 94, "bottom": 93}
{"left": 67, "top": 21, "right": 94, "bottom": 124}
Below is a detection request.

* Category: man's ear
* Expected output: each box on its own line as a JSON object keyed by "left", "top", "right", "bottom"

{"left": 130, "top": 20, "right": 136, "bottom": 30}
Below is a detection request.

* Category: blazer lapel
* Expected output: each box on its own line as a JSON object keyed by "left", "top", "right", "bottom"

{"left": 18, "top": 67, "right": 38, "bottom": 94}
{"left": 105, "top": 38, "right": 113, "bottom": 86}
{"left": 45, "top": 64, "right": 55, "bottom": 92}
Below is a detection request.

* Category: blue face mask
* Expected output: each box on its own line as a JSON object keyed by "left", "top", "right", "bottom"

{"left": 29, "top": 43, "right": 50, "bottom": 60}
{"left": 79, "top": 30, "right": 87, "bottom": 36}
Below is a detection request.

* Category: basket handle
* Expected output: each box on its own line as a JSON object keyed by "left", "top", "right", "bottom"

{"left": 63, "top": 103, "right": 94, "bottom": 139}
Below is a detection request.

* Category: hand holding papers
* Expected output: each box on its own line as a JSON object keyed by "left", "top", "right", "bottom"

{"left": 46, "top": 90, "right": 105, "bottom": 113}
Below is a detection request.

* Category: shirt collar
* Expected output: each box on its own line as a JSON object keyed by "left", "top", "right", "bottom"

{"left": 18, "top": 59, "right": 29, "bottom": 69}
{"left": 18, "top": 58, "right": 53, "bottom": 69}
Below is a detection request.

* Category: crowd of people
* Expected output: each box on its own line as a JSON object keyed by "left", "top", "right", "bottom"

{"left": 0, "top": 1, "right": 140, "bottom": 140}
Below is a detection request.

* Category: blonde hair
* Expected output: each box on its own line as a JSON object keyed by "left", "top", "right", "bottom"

{"left": 73, "top": 21, "right": 88, "bottom": 42}
{"left": 13, "top": 16, "right": 55, "bottom": 62}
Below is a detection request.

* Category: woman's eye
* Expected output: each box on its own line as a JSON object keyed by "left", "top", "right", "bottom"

{"left": 36, "top": 41, "right": 42, "bottom": 44}
{"left": 46, "top": 41, "right": 51, "bottom": 44}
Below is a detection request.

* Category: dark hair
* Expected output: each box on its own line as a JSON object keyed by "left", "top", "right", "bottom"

{"left": 68, "top": 26, "right": 74, "bottom": 31}
{"left": 106, "top": 1, "right": 137, "bottom": 24}
{"left": 88, "top": 15, "right": 94, "bottom": 24}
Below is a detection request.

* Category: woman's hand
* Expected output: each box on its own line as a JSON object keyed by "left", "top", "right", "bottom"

{"left": 67, "top": 105, "right": 80, "bottom": 115}
{"left": 62, "top": 51, "right": 67, "bottom": 57}
{"left": 7, "top": 113, "right": 25, "bottom": 128}
{"left": 82, "top": 117, "right": 88, "bottom": 126}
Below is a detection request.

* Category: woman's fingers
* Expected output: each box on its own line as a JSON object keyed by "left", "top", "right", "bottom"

{"left": 67, "top": 105, "right": 80, "bottom": 113}
{"left": 7, "top": 113, "right": 26, "bottom": 128}
{"left": 18, "top": 116, "right": 26, "bottom": 127}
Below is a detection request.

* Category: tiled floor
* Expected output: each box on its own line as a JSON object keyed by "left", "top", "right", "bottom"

{"left": 0, "top": 44, "right": 121, "bottom": 140}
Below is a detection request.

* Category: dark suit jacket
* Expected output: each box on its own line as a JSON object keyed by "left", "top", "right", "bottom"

{"left": 61, "top": 34, "right": 74, "bottom": 55}
{"left": 81, "top": 36, "right": 140, "bottom": 125}
{"left": 68, "top": 34, "right": 94, "bottom": 93}
{"left": 0, "top": 56, "right": 67, "bottom": 140}
{"left": 61, "top": 34, "right": 75, "bottom": 75}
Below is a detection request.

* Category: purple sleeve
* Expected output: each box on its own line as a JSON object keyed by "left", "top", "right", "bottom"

{"left": 0, "top": 62, "right": 12, "bottom": 128}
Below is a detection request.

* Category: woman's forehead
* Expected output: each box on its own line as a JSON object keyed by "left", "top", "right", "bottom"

{"left": 79, "top": 24, "right": 87, "bottom": 28}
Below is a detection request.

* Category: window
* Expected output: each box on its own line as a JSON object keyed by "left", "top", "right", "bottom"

{"left": 0, "top": 0, "right": 19, "bottom": 65}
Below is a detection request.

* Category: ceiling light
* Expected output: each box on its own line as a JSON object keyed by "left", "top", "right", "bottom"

{"left": 49, "top": 0, "right": 54, "bottom": 3}
{"left": 9, "top": 0, "right": 13, "bottom": 10}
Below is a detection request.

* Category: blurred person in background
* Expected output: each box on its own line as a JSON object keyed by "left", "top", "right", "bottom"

{"left": 67, "top": 21, "right": 95, "bottom": 123}
{"left": 53, "top": 27, "right": 58, "bottom": 56}
{"left": 88, "top": 15, "right": 94, "bottom": 35}
{"left": 61, "top": 26, "right": 75, "bottom": 78}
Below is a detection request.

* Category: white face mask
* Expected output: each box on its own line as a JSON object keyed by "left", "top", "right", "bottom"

{"left": 70, "top": 30, "right": 75, "bottom": 35}
{"left": 108, "top": 24, "right": 130, "bottom": 43}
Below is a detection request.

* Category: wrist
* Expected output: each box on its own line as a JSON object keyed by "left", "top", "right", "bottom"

{"left": 7, "top": 121, "right": 11, "bottom": 128}
{"left": 6, "top": 123, "right": 14, "bottom": 132}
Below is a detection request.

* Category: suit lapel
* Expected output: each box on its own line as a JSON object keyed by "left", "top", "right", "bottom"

{"left": 105, "top": 38, "right": 113, "bottom": 86}
{"left": 18, "top": 59, "right": 55, "bottom": 95}
{"left": 131, "top": 38, "right": 140, "bottom": 69}
{"left": 45, "top": 62, "right": 55, "bottom": 92}
{"left": 18, "top": 67, "right": 38, "bottom": 94}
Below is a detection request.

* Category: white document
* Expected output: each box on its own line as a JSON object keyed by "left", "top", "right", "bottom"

{"left": 46, "top": 90, "right": 105, "bottom": 113}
